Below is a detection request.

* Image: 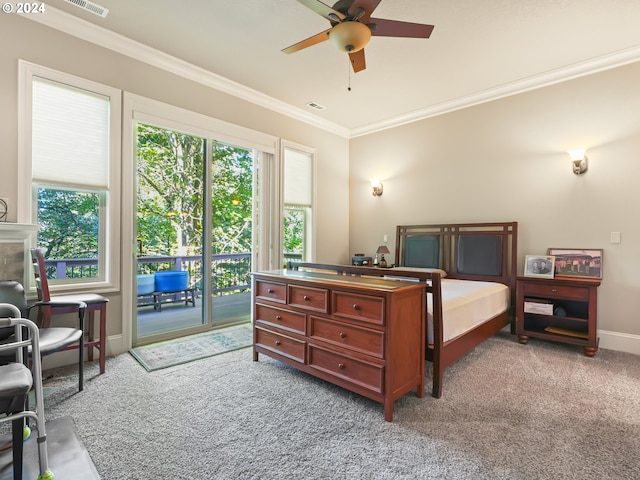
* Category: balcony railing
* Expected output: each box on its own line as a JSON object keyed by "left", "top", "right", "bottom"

{"left": 43, "top": 253, "right": 303, "bottom": 296}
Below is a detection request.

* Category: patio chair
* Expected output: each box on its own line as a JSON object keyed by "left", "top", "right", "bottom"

{"left": 30, "top": 248, "right": 109, "bottom": 375}
{"left": 0, "top": 280, "right": 85, "bottom": 392}
{"left": 0, "top": 304, "right": 54, "bottom": 480}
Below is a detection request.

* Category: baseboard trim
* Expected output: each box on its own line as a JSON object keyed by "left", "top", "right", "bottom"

{"left": 598, "top": 329, "right": 640, "bottom": 355}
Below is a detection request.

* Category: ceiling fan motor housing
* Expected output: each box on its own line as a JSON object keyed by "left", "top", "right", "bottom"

{"left": 329, "top": 21, "right": 371, "bottom": 52}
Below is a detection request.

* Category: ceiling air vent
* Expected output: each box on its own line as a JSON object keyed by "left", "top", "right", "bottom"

{"left": 64, "top": 0, "right": 109, "bottom": 18}
{"left": 306, "top": 102, "right": 326, "bottom": 111}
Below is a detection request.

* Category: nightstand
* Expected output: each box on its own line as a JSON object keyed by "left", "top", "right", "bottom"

{"left": 516, "top": 275, "right": 601, "bottom": 357}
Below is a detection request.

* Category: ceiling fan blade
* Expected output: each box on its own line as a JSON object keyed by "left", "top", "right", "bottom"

{"left": 297, "top": 0, "right": 346, "bottom": 22}
{"left": 282, "top": 28, "right": 332, "bottom": 54}
{"left": 348, "top": 0, "right": 382, "bottom": 23}
{"left": 369, "top": 18, "right": 434, "bottom": 38}
{"left": 349, "top": 49, "right": 366, "bottom": 73}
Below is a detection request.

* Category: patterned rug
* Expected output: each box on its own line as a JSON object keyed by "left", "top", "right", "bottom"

{"left": 129, "top": 323, "right": 253, "bottom": 371}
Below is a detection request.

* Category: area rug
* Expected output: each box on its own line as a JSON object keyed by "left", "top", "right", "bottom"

{"left": 130, "top": 323, "right": 253, "bottom": 371}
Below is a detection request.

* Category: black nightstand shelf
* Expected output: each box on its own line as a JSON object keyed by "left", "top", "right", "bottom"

{"left": 516, "top": 275, "right": 601, "bottom": 357}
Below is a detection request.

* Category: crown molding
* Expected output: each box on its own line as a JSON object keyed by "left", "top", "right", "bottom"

{"left": 350, "top": 44, "right": 640, "bottom": 138}
{"left": 26, "top": 7, "right": 640, "bottom": 140}
{"left": 25, "top": 6, "right": 350, "bottom": 138}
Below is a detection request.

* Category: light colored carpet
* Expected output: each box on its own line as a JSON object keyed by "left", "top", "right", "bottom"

{"left": 27, "top": 330, "right": 640, "bottom": 479}
{"left": 129, "top": 323, "right": 253, "bottom": 371}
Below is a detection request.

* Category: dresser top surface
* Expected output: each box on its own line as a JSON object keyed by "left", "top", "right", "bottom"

{"left": 252, "top": 269, "right": 427, "bottom": 293}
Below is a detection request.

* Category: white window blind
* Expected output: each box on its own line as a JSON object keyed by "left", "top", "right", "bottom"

{"left": 284, "top": 149, "right": 312, "bottom": 206}
{"left": 32, "top": 77, "right": 110, "bottom": 188}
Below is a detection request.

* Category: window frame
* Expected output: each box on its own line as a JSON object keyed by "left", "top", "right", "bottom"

{"left": 18, "top": 60, "right": 122, "bottom": 293}
{"left": 281, "top": 141, "right": 316, "bottom": 264}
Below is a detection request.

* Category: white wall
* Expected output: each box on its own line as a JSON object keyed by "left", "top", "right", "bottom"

{"left": 0, "top": 14, "right": 350, "bottom": 355}
{"left": 349, "top": 61, "right": 640, "bottom": 354}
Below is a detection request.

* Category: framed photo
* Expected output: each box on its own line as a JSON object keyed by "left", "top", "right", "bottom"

{"left": 524, "top": 255, "right": 555, "bottom": 278}
{"left": 547, "top": 248, "right": 603, "bottom": 279}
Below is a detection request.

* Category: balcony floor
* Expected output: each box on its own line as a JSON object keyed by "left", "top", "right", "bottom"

{"left": 136, "top": 291, "right": 251, "bottom": 339}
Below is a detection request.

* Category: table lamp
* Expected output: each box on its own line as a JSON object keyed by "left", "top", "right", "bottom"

{"left": 376, "top": 245, "right": 390, "bottom": 267}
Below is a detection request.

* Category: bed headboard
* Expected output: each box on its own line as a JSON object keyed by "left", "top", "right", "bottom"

{"left": 395, "top": 221, "right": 518, "bottom": 291}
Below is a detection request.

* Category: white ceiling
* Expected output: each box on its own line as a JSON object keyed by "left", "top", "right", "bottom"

{"left": 37, "top": 0, "right": 640, "bottom": 136}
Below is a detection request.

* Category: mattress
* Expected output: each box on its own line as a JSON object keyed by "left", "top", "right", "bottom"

{"left": 427, "top": 279, "right": 509, "bottom": 344}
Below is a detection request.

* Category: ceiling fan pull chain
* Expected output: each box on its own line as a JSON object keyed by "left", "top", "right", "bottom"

{"left": 347, "top": 57, "right": 352, "bottom": 91}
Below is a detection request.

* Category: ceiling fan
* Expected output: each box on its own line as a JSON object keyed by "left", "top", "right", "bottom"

{"left": 282, "top": 0, "right": 434, "bottom": 73}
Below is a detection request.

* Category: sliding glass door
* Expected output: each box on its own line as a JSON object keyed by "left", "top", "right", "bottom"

{"left": 133, "top": 123, "right": 256, "bottom": 344}
{"left": 210, "top": 142, "right": 254, "bottom": 325}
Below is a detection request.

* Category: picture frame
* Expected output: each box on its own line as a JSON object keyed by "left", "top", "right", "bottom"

{"left": 524, "top": 255, "right": 555, "bottom": 278}
{"left": 547, "top": 248, "right": 603, "bottom": 279}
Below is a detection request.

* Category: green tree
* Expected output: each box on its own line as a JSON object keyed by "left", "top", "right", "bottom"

{"left": 136, "top": 125, "right": 255, "bottom": 257}
{"left": 37, "top": 187, "right": 99, "bottom": 259}
{"left": 136, "top": 124, "right": 204, "bottom": 256}
{"left": 211, "top": 143, "right": 253, "bottom": 254}
{"left": 283, "top": 207, "right": 304, "bottom": 255}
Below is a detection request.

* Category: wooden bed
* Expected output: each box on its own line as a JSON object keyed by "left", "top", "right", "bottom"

{"left": 289, "top": 221, "right": 518, "bottom": 398}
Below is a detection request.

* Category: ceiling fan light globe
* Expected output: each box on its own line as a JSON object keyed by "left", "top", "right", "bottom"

{"left": 329, "top": 21, "right": 371, "bottom": 53}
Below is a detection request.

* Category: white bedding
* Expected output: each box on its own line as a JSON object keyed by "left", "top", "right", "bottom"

{"left": 426, "top": 279, "right": 509, "bottom": 344}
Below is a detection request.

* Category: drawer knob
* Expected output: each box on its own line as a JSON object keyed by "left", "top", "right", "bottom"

{"left": 339, "top": 332, "right": 346, "bottom": 339}
{"left": 352, "top": 304, "right": 359, "bottom": 311}
{"left": 303, "top": 295, "right": 310, "bottom": 301}
{"left": 275, "top": 315, "right": 282, "bottom": 320}
{"left": 551, "top": 288, "right": 558, "bottom": 293}
{"left": 274, "top": 340, "right": 281, "bottom": 346}
{"left": 338, "top": 363, "right": 345, "bottom": 369}
{"left": 267, "top": 288, "right": 274, "bottom": 293}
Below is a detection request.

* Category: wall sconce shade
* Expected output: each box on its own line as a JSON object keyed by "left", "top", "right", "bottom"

{"left": 568, "top": 149, "right": 588, "bottom": 175}
{"left": 371, "top": 179, "right": 383, "bottom": 196}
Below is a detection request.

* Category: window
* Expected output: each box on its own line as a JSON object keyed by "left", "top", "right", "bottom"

{"left": 283, "top": 144, "right": 315, "bottom": 264}
{"left": 19, "top": 61, "right": 121, "bottom": 290}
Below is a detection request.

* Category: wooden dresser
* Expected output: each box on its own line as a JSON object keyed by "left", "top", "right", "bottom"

{"left": 252, "top": 269, "right": 426, "bottom": 422}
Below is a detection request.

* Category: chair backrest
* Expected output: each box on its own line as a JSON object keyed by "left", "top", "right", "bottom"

{"left": 0, "top": 281, "right": 28, "bottom": 317}
{"left": 0, "top": 280, "right": 28, "bottom": 341}
{"left": 30, "top": 248, "right": 51, "bottom": 303}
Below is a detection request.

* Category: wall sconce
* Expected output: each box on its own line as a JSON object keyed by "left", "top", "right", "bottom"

{"left": 371, "top": 179, "right": 383, "bottom": 197}
{"left": 568, "top": 149, "right": 588, "bottom": 175}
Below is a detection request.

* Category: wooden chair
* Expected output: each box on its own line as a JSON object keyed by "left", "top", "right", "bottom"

{"left": 0, "top": 304, "right": 54, "bottom": 480}
{"left": 30, "top": 248, "right": 109, "bottom": 375}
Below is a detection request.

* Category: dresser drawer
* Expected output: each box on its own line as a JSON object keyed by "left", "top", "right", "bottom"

{"left": 255, "top": 280, "right": 286, "bottom": 304}
{"left": 309, "top": 316, "right": 384, "bottom": 359}
{"left": 255, "top": 304, "right": 306, "bottom": 335}
{"left": 254, "top": 326, "right": 305, "bottom": 363}
{"left": 288, "top": 285, "right": 328, "bottom": 313}
{"left": 332, "top": 291, "right": 384, "bottom": 326}
{"left": 308, "top": 345, "right": 383, "bottom": 394}
{"left": 522, "top": 282, "right": 589, "bottom": 301}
